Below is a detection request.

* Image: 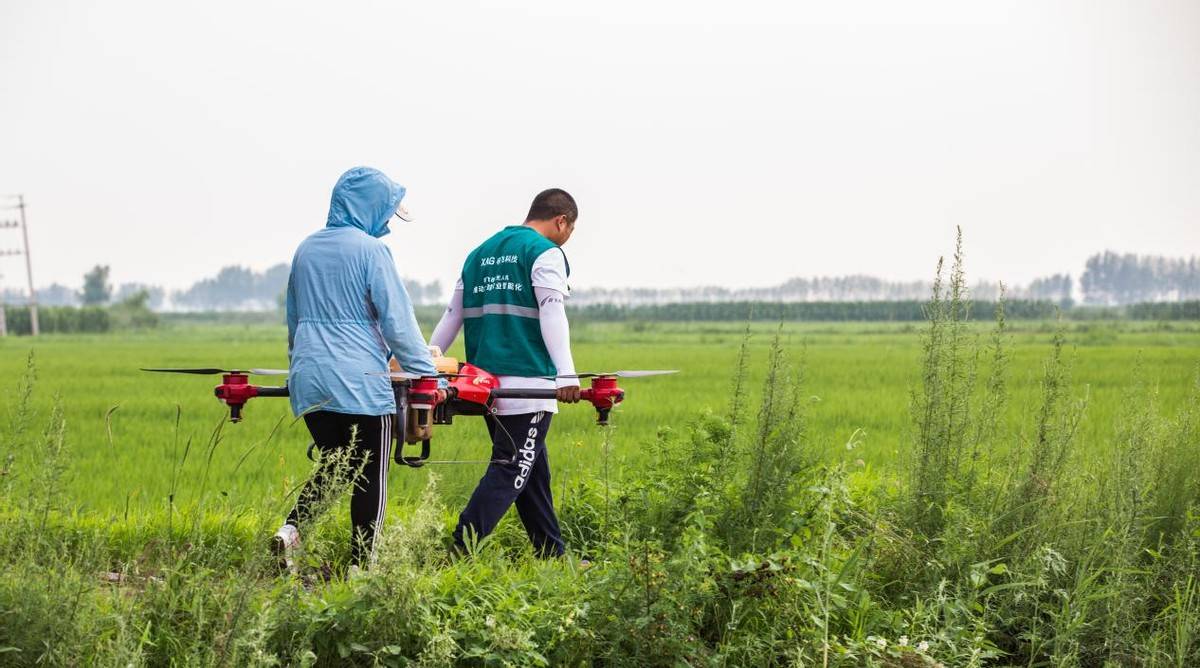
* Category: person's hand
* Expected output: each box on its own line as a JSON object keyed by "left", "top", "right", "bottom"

{"left": 557, "top": 384, "right": 582, "bottom": 404}
{"left": 435, "top": 389, "right": 449, "bottom": 403}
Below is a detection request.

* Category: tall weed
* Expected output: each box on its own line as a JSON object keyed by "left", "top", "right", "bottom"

{"left": 908, "top": 228, "right": 981, "bottom": 537}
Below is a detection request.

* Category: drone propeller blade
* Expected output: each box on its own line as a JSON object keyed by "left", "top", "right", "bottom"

{"left": 367, "top": 370, "right": 470, "bottom": 380}
{"left": 141, "top": 367, "right": 228, "bottom": 375}
{"left": 247, "top": 368, "right": 289, "bottom": 376}
{"left": 538, "top": 370, "right": 680, "bottom": 379}
{"left": 366, "top": 371, "right": 425, "bottom": 380}
{"left": 142, "top": 367, "right": 289, "bottom": 376}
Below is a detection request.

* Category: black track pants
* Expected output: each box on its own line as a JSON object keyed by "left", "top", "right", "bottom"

{"left": 454, "top": 411, "right": 565, "bottom": 557}
{"left": 287, "top": 411, "right": 392, "bottom": 566}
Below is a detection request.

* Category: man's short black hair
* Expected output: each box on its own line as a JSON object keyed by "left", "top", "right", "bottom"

{"left": 525, "top": 188, "right": 578, "bottom": 224}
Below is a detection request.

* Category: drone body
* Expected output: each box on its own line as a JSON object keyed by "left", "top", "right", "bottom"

{"left": 143, "top": 362, "right": 675, "bottom": 467}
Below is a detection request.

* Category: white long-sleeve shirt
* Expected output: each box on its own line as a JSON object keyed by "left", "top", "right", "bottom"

{"left": 431, "top": 248, "right": 577, "bottom": 415}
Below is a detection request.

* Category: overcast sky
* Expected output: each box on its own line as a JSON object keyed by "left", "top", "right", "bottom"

{"left": 1, "top": 1, "right": 1197, "bottom": 294}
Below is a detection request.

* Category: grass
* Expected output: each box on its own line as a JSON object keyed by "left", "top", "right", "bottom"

{"left": 0, "top": 303, "right": 1198, "bottom": 664}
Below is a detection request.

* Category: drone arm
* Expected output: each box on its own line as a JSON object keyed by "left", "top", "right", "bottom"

{"left": 488, "top": 380, "right": 623, "bottom": 425}
{"left": 489, "top": 388, "right": 561, "bottom": 400}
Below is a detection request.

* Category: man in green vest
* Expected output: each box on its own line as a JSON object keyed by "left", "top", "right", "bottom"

{"left": 430, "top": 188, "right": 579, "bottom": 557}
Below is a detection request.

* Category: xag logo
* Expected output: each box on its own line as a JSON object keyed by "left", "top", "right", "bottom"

{"left": 513, "top": 414, "right": 541, "bottom": 490}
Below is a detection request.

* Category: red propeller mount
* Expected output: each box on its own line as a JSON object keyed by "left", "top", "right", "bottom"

{"left": 581, "top": 375, "right": 624, "bottom": 425}
{"left": 214, "top": 373, "right": 256, "bottom": 422}
{"left": 210, "top": 373, "right": 288, "bottom": 422}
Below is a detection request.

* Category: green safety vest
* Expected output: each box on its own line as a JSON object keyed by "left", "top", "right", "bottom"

{"left": 460, "top": 225, "right": 570, "bottom": 377}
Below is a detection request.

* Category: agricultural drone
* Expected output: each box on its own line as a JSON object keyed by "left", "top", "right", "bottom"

{"left": 141, "top": 360, "right": 676, "bottom": 467}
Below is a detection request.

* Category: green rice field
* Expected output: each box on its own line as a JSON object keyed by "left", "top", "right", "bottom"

{"left": 1, "top": 315, "right": 1199, "bottom": 665}
{"left": 1, "top": 320, "right": 1195, "bottom": 514}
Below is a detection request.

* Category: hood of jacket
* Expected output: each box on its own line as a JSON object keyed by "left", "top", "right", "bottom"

{"left": 325, "top": 166, "right": 406, "bottom": 238}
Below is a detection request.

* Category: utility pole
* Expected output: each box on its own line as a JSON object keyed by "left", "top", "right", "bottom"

{"left": 17, "top": 196, "right": 37, "bottom": 336}
{"left": 1, "top": 195, "right": 37, "bottom": 336}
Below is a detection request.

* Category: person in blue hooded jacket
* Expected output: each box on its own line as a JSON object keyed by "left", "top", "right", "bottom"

{"left": 272, "top": 166, "right": 437, "bottom": 569}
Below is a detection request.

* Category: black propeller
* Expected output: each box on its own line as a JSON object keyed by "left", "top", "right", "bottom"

{"left": 366, "top": 371, "right": 470, "bottom": 380}
{"left": 537, "top": 370, "right": 679, "bottom": 379}
{"left": 141, "top": 367, "right": 289, "bottom": 376}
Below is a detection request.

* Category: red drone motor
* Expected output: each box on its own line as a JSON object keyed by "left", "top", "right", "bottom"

{"left": 582, "top": 375, "right": 625, "bottom": 425}
{"left": 213, "top": 373, "right": 288, "bottom": 422}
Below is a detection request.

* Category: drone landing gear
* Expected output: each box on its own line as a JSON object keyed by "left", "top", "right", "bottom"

{"left": 397, "top": 439, "right": 431, "bottom": 468}
{"left": 392, "top": 381, "right": 432, "bottom": 468}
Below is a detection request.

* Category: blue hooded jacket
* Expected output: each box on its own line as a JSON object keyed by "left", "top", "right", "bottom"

{"left": 285, "top": 167, "right": 436, "bottom": 416}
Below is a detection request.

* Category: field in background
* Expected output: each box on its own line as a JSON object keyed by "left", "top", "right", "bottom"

{"left": 1, "top": 319, "right": 1195, "bottom": 516}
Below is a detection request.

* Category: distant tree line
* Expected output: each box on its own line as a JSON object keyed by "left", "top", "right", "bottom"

{"left": 572, "top": 274, "right": 1078, "bottom": 306}
{"left": 1, "top": 263, "right": 443, "bottom": 312}
{"left": 1124, "top": 300, "right": 1200, "bottom": 320}
{"left": 2, "top": 306, "right": 111, "bottom": 334}
{"left": 1079, "top": 252, "right": 1200, "bottom": 305}
{"left": 3, "top": 291, "right": 158, "bottom": 335}
{"left": 2, "top": 251, "right": 1194, "bottom": 311}
{"left": 173, "top": 263, "right": 292, "bottom": 310}
{"left": 570, "top": 300, "right": 1061, "bottom": 322}
{"left": 6, "top": 297, "right": 1193, "bottom": 333}
{"left": 568, "top": 300, "right": 1200, "bottom": 322}
{"left": 569, "top": 252, "right": 1195, "bottom": 308}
